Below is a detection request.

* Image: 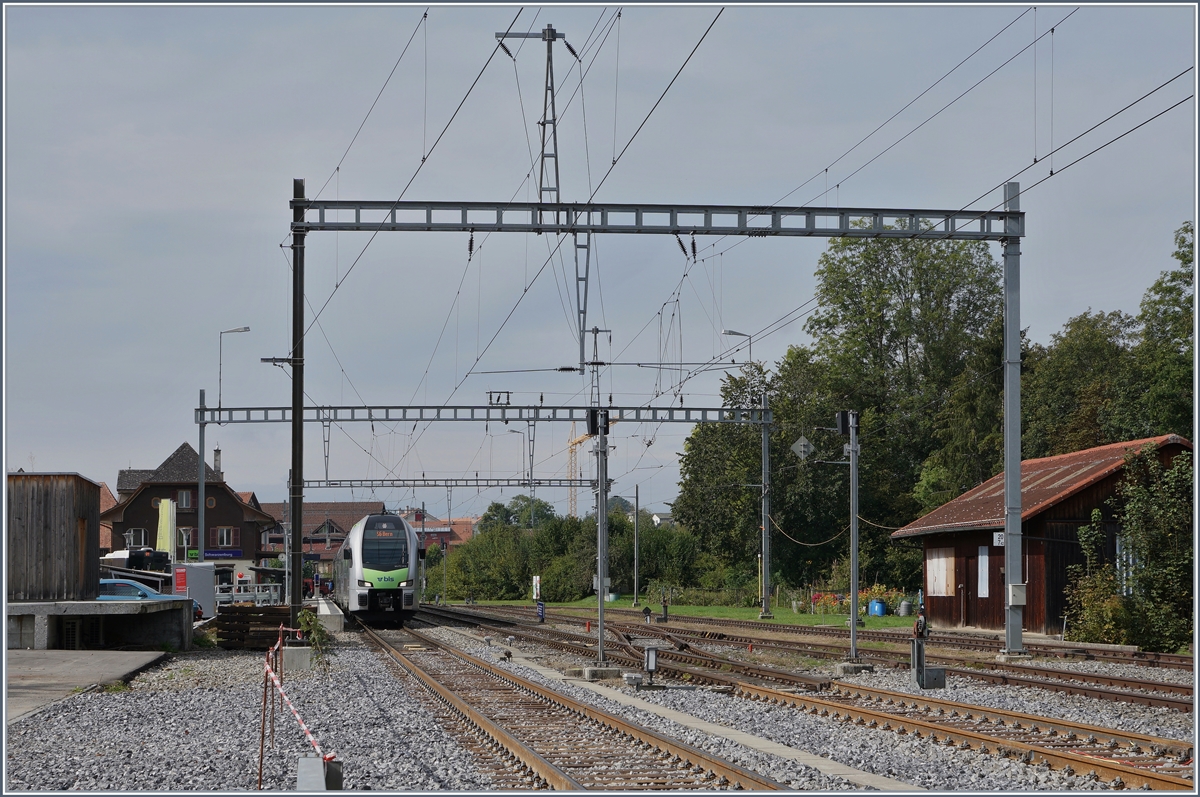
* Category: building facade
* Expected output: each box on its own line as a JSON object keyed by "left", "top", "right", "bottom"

{"left": 101, "top": 443, "right": 275, "bottom": 580}
{"left": 891, "top": 435, "right": 1192, "bottom": 636}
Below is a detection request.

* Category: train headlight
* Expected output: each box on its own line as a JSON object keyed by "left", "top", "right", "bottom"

{"left": 358, "top": 579, "right": 373, "bottom": 588}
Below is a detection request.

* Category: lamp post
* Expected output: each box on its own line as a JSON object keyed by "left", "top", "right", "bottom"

{"left": 721, "top": 329, "right": 752, "bottom": 363}
{"left": 219, "top": 326, "right": 250, "bottom": 411}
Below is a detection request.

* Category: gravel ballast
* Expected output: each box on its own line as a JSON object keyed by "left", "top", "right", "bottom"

{"left": 5, "top": 625, "right": 1193, "bottom": 791}
{"left": 4, "top": 635, "right": 494, "bottom": 791}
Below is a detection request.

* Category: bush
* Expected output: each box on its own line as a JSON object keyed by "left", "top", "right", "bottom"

{"left": 1063, "top": 565, "right": 1133, "bottom": 645}
{"left": 296, "top": 609, "right": 335, "bottom": 674}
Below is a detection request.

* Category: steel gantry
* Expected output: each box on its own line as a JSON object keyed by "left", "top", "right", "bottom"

{"left": 231, "top": 177, "right": 1026, "bottom": 643}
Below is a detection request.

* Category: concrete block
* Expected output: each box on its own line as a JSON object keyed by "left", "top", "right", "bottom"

{"left": 316, "top": 599, "right": 343, "bottom": 633}
{"left": 582, "top": 667, "right": 621, "bottom": 681}
{"left": 297, "top": 756, "right": 326, "bottom": 790}
{"left": 283, "top": 645, "right": 312, "bottom": 672}
{"left": 834, "top": 661, "right": 875, "bottom": 676}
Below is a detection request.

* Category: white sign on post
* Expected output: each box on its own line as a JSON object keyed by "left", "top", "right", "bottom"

{"left": 533, "top": 575, "right": 541, "bottom": 600}
{"left": 790, "top": 436, "right": 814, "bottom": 460}
{"left": 993, "top": 532, "right": 1005, "bottom": 547}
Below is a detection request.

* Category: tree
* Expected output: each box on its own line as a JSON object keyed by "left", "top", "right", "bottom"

{"left": 1113, "top": 446, "right": 1193, "bottom": 652}
{"left": 1021, "top": 309, "right": 1138, "bottom": 458}
{"left": 1131, "top": 221, "right": 1193, "bottom": 442}
{"left": 677, "top": 234, "right": 1003, "bottom": 592}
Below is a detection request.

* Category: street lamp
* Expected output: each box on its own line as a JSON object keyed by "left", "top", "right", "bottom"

{"left": 722, "top": 329, "right": 752, "bottom": 363}
{"left": 219, "top": 326, "right": 251, "bottom": 410}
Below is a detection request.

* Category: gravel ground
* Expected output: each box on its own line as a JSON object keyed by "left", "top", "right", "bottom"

{"left": 4, "top": 634, "right": 494, "bottom": 791}
{"left": 4, "top": 625, "right": 1193, "bottom": 792}
{"left": 430, "top": 625, "right": 1195, "bottom": 792}
{"left": 420, "top": 627, "right": 858, "bottom": 791}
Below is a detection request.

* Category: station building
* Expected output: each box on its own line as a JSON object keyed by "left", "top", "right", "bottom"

{"left": 891, "top": 434, "right": 1192, "bottom": 636}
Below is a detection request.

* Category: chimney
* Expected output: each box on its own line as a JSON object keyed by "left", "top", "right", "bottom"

{"left": 213, "top": 447, "right": 223, "bottom": 481}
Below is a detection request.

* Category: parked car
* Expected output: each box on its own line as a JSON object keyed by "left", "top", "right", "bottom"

{"left": 99, "top": 578, "right": 203, "bottom": 620}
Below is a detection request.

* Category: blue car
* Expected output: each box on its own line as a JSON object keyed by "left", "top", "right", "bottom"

{"left": 99, "top": 578, "right": 203, "bottom": 620}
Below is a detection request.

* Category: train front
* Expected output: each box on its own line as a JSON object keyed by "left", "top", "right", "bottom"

{"left": 355, "top": 515, "right": 417, "bottom": 615}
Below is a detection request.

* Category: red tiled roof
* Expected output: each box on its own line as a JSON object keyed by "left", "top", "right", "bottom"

{"left": 892, "top": 435, "right": 1192, "bottom": 539}
{"left": 258, "top": 500, "right": 387, "bottom": 535}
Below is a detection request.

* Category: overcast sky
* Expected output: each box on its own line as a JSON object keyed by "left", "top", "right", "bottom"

{"left": 4, "top": 4, "right": 1196, "bottom": 520}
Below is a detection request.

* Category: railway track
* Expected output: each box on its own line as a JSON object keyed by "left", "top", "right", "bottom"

{"left": 422, "top": 606, "right": 1195, "bottom": 790}
{"left": 475, "top": 602, "right": 1193, "bottom": 670}
{"left": 598, "top": 619, "right": 1194, "bottom": 712}
{"left": 467, "top": 603, "right": 1193, "bottom": 707}
{"left": 358, "top": 619, "right": 785, "bottom": 790}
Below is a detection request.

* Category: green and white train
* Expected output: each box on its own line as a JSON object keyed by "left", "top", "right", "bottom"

{"left": 333, "top": 513, "right": 422, "bottom": 620}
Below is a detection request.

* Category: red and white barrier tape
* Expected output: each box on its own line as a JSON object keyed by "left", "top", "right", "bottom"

{"left": 263, "top": 659, "right": 335, "bottom": 762}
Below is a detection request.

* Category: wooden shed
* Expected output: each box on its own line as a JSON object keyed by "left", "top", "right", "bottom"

{"left": 7, "top": 472, "right": 101, "bottom": 601}
{"left": 891, "top": 435, "right": 1192, "bottom": 636}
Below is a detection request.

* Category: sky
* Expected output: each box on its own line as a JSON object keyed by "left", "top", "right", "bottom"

{"left": 4, "top": 3, "right": 1196, "bottom": 522}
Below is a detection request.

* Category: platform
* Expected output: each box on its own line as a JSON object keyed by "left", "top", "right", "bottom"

{"left": 6, "top": 649, "right": 166, "bottom": 724}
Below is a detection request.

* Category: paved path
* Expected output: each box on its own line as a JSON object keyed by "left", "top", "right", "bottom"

{"left": 6, "top": 650, "right": 166, "bottom": 724}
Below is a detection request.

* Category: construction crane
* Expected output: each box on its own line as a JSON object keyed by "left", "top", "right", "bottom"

{"left": 566, "top": 418, "right": 617, "bottom": 517}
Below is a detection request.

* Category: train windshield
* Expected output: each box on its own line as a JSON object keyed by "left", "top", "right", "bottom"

{"left": 363, "top": 520, "right": 408, "bottom": 571}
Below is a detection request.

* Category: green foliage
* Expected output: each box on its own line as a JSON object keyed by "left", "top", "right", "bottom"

{"left": 1113, "top": 447, "right": 1193, "bottom": 652}
{"left": 1063, "top": 447, "right": 1193, "bottom": 652}
{"left": 296, "top": 608, "right": 335, "bottom": 674}
{"left": 1062, "top": 565, "right": 1133, "bottom": 645}
{"left": 192, "top": 627, "right": 217, "bottom": 649}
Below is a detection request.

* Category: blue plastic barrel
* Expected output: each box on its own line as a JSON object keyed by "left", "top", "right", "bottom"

{"left": 868, "top": 598, "right": 887, "bottom": 616}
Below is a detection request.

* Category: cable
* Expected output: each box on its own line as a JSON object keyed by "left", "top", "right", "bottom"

{"left": 771, "top": 8, "right": 1032, "bottom": 209}
{"left": 588, "top": 8, "right": 722, "bottom": 202}
{"left": 956, "top": 66, "right": 1193, "bottom": 211}
{"left": 300, "top": 9, "right": 525, "bottom": 344}
{"left": 799, "top": 7, "right": 1081, "bottom": 209}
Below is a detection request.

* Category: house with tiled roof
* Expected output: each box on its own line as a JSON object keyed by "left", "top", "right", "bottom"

{"left": 101, "top": 443, "right": 275, "bottom": 579}
{"left": 99, "top": 482, "right": 119, "bottom": 554}
{"left": 397, "top": 507, "right": 477, "bottom": 552}
{"left": 256, "top": 500, "right": 388, "bottom": 577}
{"left": 891, "top": 435, "right": 1192, "bottom": 635}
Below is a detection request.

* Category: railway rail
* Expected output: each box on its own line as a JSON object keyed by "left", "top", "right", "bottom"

{"left": 421, "top": 606, "right": 1194, "bottom": 790}
{"left": 357, "top": 619, "right": 785, "bottom": 790}
{"left": 457, "top": 603, "right": 1192, "bottom": 710}
{"left": 475, "top": 607, "right": 1190, "bottom": 667}
{"left": 595, "top": 619, "right": 1194, "bottom": 712}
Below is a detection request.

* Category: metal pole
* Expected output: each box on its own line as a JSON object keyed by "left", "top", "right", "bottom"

{"left": 289, "top": 178, "right": 306, "bottom": 629}
{"left": 1003, "top": 182, "right": 1026, "bottom": 656}
{"left": 420, "top": 501, "right": 426, "bottom": 604}
{"left": 760, "top": 392, "right": 773, "bottom": 619}
{"left": 197, "top": 390, "right": 206, "bottom": 563}
{"left": 849, "top": 410, "right": 860, "bottom": 659}
{"left": 527, "top": 421, "right": 536, "bottom": 526}
{"left": 596, "top": 418, "right": 608, "bottom": 663}
{"left": 632, "top": 484, "right": 639, "bottom": 607}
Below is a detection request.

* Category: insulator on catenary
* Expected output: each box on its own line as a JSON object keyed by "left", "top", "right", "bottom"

{"left": 498, "top": 41, "right": 514, "bottom": 60}
{"left": 691, "top": 235, "right": 697, "bottom": 261}
{"left": 468, "top": 233, "right": 474, "bottom": 258}
{"left": 675, "top": 234, "right": 687, "bottom": 258}
{"left": 564, "top": 41, "right": 579, "bottom": 60}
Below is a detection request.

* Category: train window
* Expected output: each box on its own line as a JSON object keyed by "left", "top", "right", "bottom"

{"left": 342, "top": 548, "right": 352, "bottom": 560}
{"left": 363, "top": 529, "right": 408, "bottom": 571}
